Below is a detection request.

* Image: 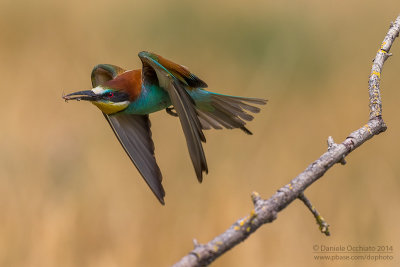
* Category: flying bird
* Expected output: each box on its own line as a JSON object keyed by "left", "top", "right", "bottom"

{"left": 63, "top": 51, "right": 266, "bottom": 204}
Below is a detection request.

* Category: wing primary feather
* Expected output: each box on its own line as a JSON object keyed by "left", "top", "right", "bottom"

{"left": 103, "top": 113, "right": 165, "bottom": 204}
{"left": 139, "top": 53, "right": 208, "bottom": 182}
{"left": 169, "top": 79, "right": 208, "bottom": 181}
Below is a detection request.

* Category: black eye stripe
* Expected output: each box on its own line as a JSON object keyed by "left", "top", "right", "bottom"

{"left": 102, "top": 91, "right": 130, "bottom": 102}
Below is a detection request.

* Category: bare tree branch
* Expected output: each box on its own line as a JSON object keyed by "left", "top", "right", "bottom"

{"left": 172, "top": 15, "right": 400, "bottom": 267}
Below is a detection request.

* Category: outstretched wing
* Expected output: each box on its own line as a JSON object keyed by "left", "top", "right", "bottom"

{"left": 92, "top": 64, "right": 165, "bottom": 204}
{"left": 91, "top": 64, "right": 126, "bottom": 87}
{"left": 104, "top": 114, "right": 165, "bottom": 204}
{"left": 138, "top": 51, "right": 208, "bottom": 182}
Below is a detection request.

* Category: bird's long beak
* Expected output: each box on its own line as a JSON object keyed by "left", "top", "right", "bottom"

{"left": 62, "top": 90, "right": 98, "bottom": 102}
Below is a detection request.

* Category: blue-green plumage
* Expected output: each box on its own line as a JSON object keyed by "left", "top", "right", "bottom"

{"left": 124, "top": 82, "right": 220, "bottom": 115}
{"left": 124, "top": 84, "right": 171, "bottom": 115}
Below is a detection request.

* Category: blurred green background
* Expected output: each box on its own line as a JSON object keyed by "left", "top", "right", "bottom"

{"left": 0, "top": 0, "right": 399, "bottom": 266}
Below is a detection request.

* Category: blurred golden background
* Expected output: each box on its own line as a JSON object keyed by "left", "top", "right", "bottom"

{"left": 0, "top": 0, "right": 399, "bottom": 266}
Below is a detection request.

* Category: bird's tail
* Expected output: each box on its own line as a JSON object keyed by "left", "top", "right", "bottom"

{"left": 193, "top": 90, "right": 267, "bottom": 135}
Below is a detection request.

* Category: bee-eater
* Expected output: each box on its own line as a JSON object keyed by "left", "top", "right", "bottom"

{"left": 63, "top": 51, "right": 266, "bottom": 204}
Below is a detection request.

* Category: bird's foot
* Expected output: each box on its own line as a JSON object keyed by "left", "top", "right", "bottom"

{"left": 166, "top": 107, "right": 178, "bottom": 117}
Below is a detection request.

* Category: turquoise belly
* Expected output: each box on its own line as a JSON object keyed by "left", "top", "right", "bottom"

{"left": 124, "top": 85, "right": 171, "bottom": 115}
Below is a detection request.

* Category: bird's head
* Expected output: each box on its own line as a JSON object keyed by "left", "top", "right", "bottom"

{"left": 63, "top": 86, "right": 131, "bottom": 114}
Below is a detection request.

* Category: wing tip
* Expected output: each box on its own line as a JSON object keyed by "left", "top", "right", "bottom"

{"left": 240, "top": 126, "right": 253, "bottom": 135}
{"left": 157, "top": 196, "right": 166, "bottom": 205}
{"left": 151, "top": 183, "right": 166, "bottom": 205}
{"left": 195, "top": 166, "right": 208, "bottom": 183}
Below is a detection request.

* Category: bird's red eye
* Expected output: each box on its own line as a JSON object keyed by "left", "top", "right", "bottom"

{"left": 106, "top": 92, "right": 114, "bottom": 98}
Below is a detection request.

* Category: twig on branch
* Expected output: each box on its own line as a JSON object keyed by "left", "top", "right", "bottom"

{"left": 298, "top": 193, "right": 330, "bottom": 236}
{"left": 172, "top": 15, "right": 400, "bottom": 267}
{"left": 327, "top": 136, "right": 346, "bottom": 165}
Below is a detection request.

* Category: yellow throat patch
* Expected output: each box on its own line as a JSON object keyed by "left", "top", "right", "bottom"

{"left": 91, "top": 101, "right": 129, "bottom": 115}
